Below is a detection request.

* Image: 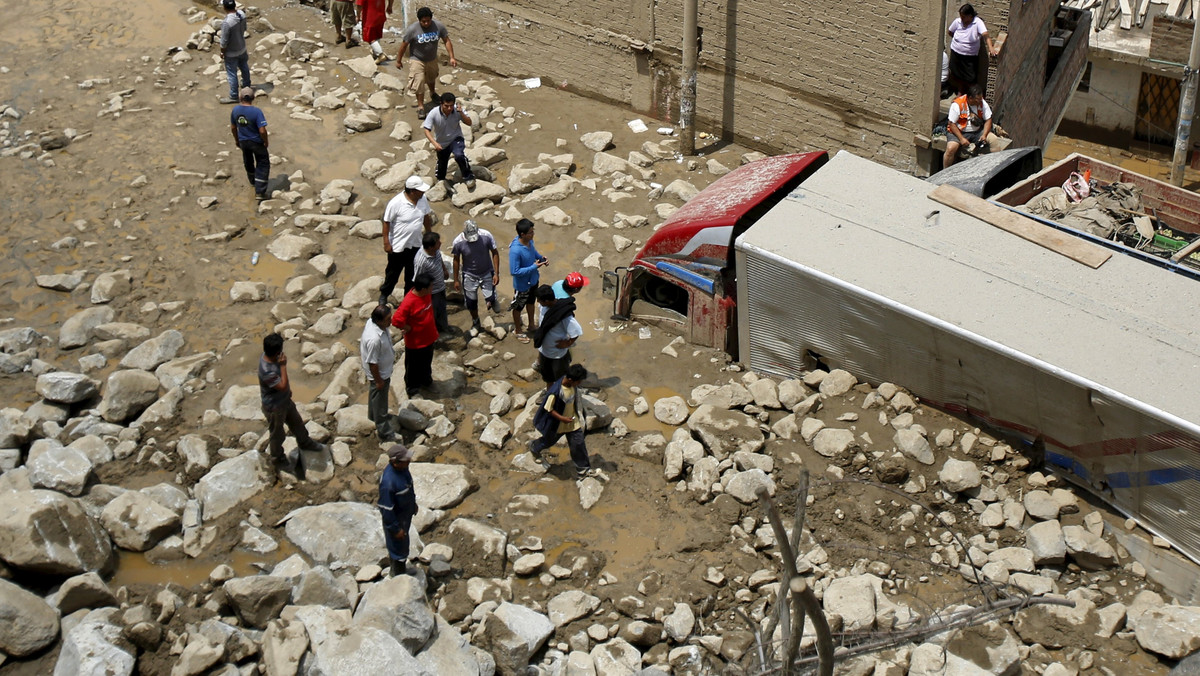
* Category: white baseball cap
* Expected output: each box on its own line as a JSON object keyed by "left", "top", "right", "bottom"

{"left": 405, "top": 176, "right": 430, "bottom": 192}
{"left": 463, "top": 220, "right": 480, "bottom": 242}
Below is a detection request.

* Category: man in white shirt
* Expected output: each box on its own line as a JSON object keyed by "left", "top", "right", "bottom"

{"left": 943, "top": 84, "right": 994, "bottom": 168}
{"left": 361, "top": 305, "right": 397, "bottom": 441}
{"left": 380, "top": 175, "right": 434, "bottom": 305}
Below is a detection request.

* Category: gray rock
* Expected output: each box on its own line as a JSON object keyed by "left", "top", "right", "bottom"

{"left": 479, "top": 416, "right": 512, "bottom": 449}
{"left": 1136, "top": 606, "right": 1200, "bottom": 659}
{"left": 662, "top": 179, "right": 699, "bottom": 202}
{"left": 416, "top": 614, "right": 489, "bottom": 675}
{"left": 548, "top": 589, "right": 601, "bottom": 627}
{"left": 36, "top": 371, "right": 100, "bottom": 404}
{"left": 354, "top": 573, "right": 436, "bottom": 654}
{"left": 51, "top": 572, "right": 116, "bottom": 614}
{"left": 90, "top": 269, "right": 132, "bottom": 304}
{"left": 344, "top": 109, "right": 382, "bottom": 132}
{"left": 99, "top": 490, "right": 180, "bottom": 551}
{"left": 447, "top": 518, "right": 508, "bottom": 578}
{"left": 686, "top": 405, "right": 763, "bottom": 459}
{"left": 230, "top": 281, "right": 269, "bottom": 303}
{"left": 747, "top": 379, "right": 781, "bottom": 409}
{"left": 722, "top": 468, "right": 775, "bottom": 504}
{"left": 153, "top": 351, "right": 215, "bottom": 391}
{"left": 1023, "top": 490, "right": 1060, "bottom": 521}
{"left": 343, "top": 275, "right": 386, "bottom": 308}
{"left": 224, "top": 575, "right": 293, "bottom": 628}
{"left": 284, "top": 502, "right": 389, "bottom": 569}
{"left": 478, "top": 602, "right": 555, "bottom": 675}
{"left": 99, "top": 369, "right": 160, "bottom": 423}
{"left": 92, "top": 322, "right": 150, "bottom": 342}
{"left": 0, "top": 577, "right": 60, "bottom": 656}
{"left": 410, "top": 463, "right": 477, "bottom": 510}
{"left": 509, "top": 163, "right": 556, "bottom": 193}
{"left": 938, "top": 458, "right": 981, "bottom": 492}
{"left": 0, "top": 490, "right": 112, "bottom": 575}
{"left": 1062, "top": 524, "right": 1118, "bottom": 570}
{"left": 592, "top": 637, "right": 643, "bottom": 673}
{"left": 654, "top": 396, "right": 688, "bottom": 425}
{"left": 293, "top": 566, "right": 350, "bottom": 608}
{"left": 53, "top": 608, "right": 134, "bottom": 676}
{"left": 36, "top": 272, "right": 86, "bottom": 291}
{"left": 812, "top": 427, "right": 855, "bottom": 457}
{"left": 334, "top": 404, "right": 374, "bottom": 435}
{"left": 262, "top": 619, "right": 309, "bottom": 676}
{"left": 533, "top": 205, "right": 572, "bottom": 226}
{"left": 219, "top": 385, "right": 263, "bottom": 421}
{"left": 59, "top": 306, "right": 114, "bottom": 349}
{"left": 1025, "top": 519, "right": 1066, "bottom": 565}
{"left": 894, "top": 428, "right": 934, "bottom": 465}
{"left": 818, "top": 369, "right": 857, "bottom": 396}
{"left": 580, "top": 131, "right": 614, "bottom": 151}
{"left": 451, "top": 180, "right": 508, "bottom": 208}
{"left": 28, "top": 445, "right": 93, "bottom": 495}
{"left": 268, "top": 233, "right": 321, "bottom": 262}
{"left": 0, "top": 408, "right": 34, "bottom": 448}
{"left": 663, "top": 603, "right": 695, "bottom": 642}
{"left": 194, "top": 451, "right": 273, "bottom": 521}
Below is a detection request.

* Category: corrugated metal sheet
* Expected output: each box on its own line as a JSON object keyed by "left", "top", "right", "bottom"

{"left": 734, "top": 150, "right": 1200, "bottom": 563}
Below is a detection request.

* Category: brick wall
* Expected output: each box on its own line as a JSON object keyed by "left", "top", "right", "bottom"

{"left": 1150, "top": 14, "right": 1194, "bottom": 63}
{"left": 429, "top": 0, "right": 1080, "bottom": 171}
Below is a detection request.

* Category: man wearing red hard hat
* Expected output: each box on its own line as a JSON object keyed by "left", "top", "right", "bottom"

{"left": 550, "top": 271, "right": 589, "bottom": 300}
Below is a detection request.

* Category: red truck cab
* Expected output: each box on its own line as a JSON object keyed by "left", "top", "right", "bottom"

{"left": 604, "top": 151, "right": 829, "bottom": 352}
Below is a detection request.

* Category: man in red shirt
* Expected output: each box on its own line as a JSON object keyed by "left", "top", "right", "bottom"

{"left": 391, "top": 273, "right": 438, "bottom": 397}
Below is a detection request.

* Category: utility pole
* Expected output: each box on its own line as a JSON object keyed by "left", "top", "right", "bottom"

{"left": 680, "top": 0, "right": 698, "bottom": 155}
{"left": 1169, "top": 15, "right": 1200, "bottom": 186}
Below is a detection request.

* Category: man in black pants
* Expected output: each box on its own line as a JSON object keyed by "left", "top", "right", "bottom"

{"left": 258, "top": 333, "right": 327, "bottom": 480}
{"left": 380, "top": 176, "right": 434, "bottom": 305}
{"left": 230, "top": 87, "right": 270, "bottom": 199}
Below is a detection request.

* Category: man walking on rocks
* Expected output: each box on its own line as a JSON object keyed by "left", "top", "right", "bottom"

{"left": 361, "top": 305, "right": 396, "bottom": 442}
{"left": 509, "top": 218, "right": 548, "bottom": 343}
{"left": 230, "top": 87, "right": 270, "bottom": 200}
{"left": 530, "top": 363, "right": 599, "bottom": 479}
{"left": 397, "top": 6, "right": 457, "bottom": 118}
{"left": 392, "top": 273, "right": 439, "bottom": 397}
{"left": 361, "top": 0, "right": 392, "bottom": 64}
{"left": 413, "top": 231, "right": 450, "bottom": 333}
{"left": 378, "top": 443, "right": 418, "bottom": 576}
{"left": 380, "top": 175, "right": 433, "bottom": 305}
{"left": 330, "top": 0, "right": 359, "bottom": 47}
{"left": 533, "top": 284, "right": 581, "bottom": 385}
{"left": 451, "top": 220, "right": 500, "bottom": 335}
{"left": 219, "top": 0, "right": 251, "bottom": 105}
{"left": 258, "top": 333, "right": 325, "bottom": 480}
{"left": 422, "top": 92, "right": 475, "bottom": 190}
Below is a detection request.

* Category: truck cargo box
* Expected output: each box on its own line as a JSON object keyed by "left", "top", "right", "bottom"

{"left": 735, "top": 150, "right": 1200, "bottom": 562}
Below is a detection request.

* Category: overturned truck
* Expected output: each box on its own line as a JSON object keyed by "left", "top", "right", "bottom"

{"left": 608, "top": 150, "right": 1200, "bottom": 563}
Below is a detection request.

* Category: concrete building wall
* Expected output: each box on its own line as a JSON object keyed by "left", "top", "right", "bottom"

{"left": 1061, "top": 59, "right": 1140, "bottom": 144}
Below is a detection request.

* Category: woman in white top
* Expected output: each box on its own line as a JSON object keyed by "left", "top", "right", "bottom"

{"left": 946, "top": 3, "right": 999, "bottom": 94}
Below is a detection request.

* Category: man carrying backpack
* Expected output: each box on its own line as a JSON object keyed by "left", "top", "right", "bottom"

{"left": 530, "top": 363, "right": 599, "bottom": 479}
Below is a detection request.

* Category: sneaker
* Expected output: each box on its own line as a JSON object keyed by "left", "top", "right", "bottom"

{"left": 336, "top": 34, "right": 346, "bottom": 44}
{"left": 219, "top": 96, "right": 236, "bottom": 104}
{"left": 576, "top": 467, "right": 601, "bottom": 479}
{"left": 471, "top": 320, "right": 483, "bottom": 335}
{"left": 417, "top": 109, "right": 426, "bottom": 119}
{"left": 466, "top": 179, "right": 476, "bottom": 190}
{"left": 530, "top": 449, "right": 551, "bottom": 470}
{"left": 346, "top": 39, "right": 358, "bottom": 48}
{"left": 374, "top": 52, "right": 389, "bottom": 65}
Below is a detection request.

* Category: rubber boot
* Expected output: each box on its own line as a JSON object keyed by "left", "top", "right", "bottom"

{"left": 390, "top": 559, "right": 407, "bottom": 577}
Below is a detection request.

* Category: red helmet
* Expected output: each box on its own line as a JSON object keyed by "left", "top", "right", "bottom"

{"left": 565, "top": 272, "right": 590, "bottom": 289}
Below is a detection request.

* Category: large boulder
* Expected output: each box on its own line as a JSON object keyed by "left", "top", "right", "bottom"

{"left": 99, "top": 369, "right": 160, "bottom": 423}
{"left": 219, "top": 385, "right": 264, "bottom": 421}
{"left": 654, "top": 396, "right": 689, "bottom": 425}
{"left": 224, "top": 575, "right": 294, "bottom": 629}
{"left": 59, "top": 306, "right": 114, "bottom": 349}
{"left": 28, "top": 445, "right": 93, "bottom": 496}
{"left": 194, "top": 451, "right": 273, "bottom": 521}
{"left": 416, "top": 615, "right": 490, "bottom": 675}
{"left": 268, "top": 233, "right": 321, "bottom": 262}
{"left": 478, "top": 602, "right": 554, "bottom": 675}
{"left": 294, "top": 605, "right": 432, "bottom": 676}
{"left": 36, "top": 371, "right": 99, "bottom": 404}
{"left": 1134, "top": 605, "right": 1200, "bottom": 659}
{"left": 353, "top": 573, "right": 436, "bottom": 654}
{"left": 548, "top": 590, "right": 601, "bottom": 627}
{"left": 0, "top": 489, "right": 112, "bottom": 573}
{"left": 1062, "top": 524, "right": 1118, "bottom": 570}
{"left": 155, "top": 352, "right": 216, "bottom": 390}
{"left": 1025, "top": 520, "right": 1067, "bottom": 565}
{"left": 0, "top": 577, "right": 60, "bottom": 657}
{"left": 284, "top": 502, "right": 389, "bottom": 569}
{"left": 99, "top": 491, "right": 180, "bottom": 551}
{"left": 447, "top": 518, "right": 508, "bottom": 578}
{"left": 119, "top": 329, "right": 185, "bottom": 370}
{"left": 410, "top": 463, "right": 477, "bottom": 510}
{"left": 685, "top": 405, "right": 764, "bottom": 459}
{"left": 53, "top": 608, "right": 135, "bottom": 676}
{"left": 508, "top": 163, "right": 555, "bottom": 194}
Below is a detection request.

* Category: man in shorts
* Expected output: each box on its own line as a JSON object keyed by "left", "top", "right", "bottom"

{"left": 396, "top": 6, "right": 457, "bottom": 119}
{"left": 508, "top": 218, "right": 548, "bottom": 343}
{"left": 330, "top": 0, "right": 359, "bottom": 47}
{"left": 451, "top": 220, "right": 500, "bottom": 335}
{"left": 943, "top": 84, "right": 994, "bottom": 168}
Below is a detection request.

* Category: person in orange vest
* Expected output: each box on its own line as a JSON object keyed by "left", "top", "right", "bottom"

{"left": 943, "top": 84, "right": 993, "bottom": 168}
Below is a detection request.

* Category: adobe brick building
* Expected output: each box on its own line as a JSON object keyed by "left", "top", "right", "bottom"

{"left": 422, "top": 0, "right": 1088, "bottom": 174}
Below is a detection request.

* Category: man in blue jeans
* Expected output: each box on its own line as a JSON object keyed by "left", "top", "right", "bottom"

{"left": 230, "top": 88, "right": 270, "bottom": 199}
{"left": 422, "top": 92, "right": 476, "bottom": 191}
{"left": 219, "top": 0, "right": 251, "bottom": 105}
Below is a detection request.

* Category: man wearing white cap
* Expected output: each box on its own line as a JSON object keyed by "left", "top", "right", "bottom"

{"left": 380, "top": 176, "right": 434, "bottom": 305}
{"left": 378, "top": 444, "right": 418, "bottom": 576}
{"left": 451, "top": 219, "right": 500, "bottom": 334}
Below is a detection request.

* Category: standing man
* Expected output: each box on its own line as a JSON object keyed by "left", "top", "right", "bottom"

{"left": 530, "top": 363, "right": 598, "bottom": 479}
{"left": 509, "top": 219, "right": 548, "bottom": 344}
{"left": 533, "top": 285, "right": 582, "bottom": 385}
{"left": 361, "top": 305, "right": 396, "bottom": 442}
{"left": 396, "top": 7, "right": 457, "bottom": 119}
{"left": 230, "top": 88, "right": 270, "bottom": 200}
{"left": 380, "top": 176, "right": 434, "bottom": 305}
{"left": 551, "top": 271, "right": 589, "bottom": 300}
{"left": 378, "top": 444, "right": 418, "bottom": 576}
{"left": 361, "top": 0, "right": 392, "bottom": 64}
{"left": 258, "top": 333, "right": 325, "bottom": 480}
{"left": 451, "top": 220, "right": 500, "bottom": 335}
{"left": 330, "top": 0, "right": 359, "bottom": 47}
{"left": 219, "top": 0, "right": 251, "bottom": 105}
{"left": 943, "top": 84, "right": 994, "bottom": 168}
{"left": 392, "top": 273, "right": 439, "bottom": 397}
{"left": 413, "top": 231, "right": 450, "bottom": 333}
{"left": 422, "top": 93, "right": 476, "bottom": 190}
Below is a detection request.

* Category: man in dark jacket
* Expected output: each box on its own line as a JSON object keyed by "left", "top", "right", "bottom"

{"left": 529, "top": 363, "right": 599, "bottom": 479}
{"left": 378, "top": 444, "right": 418, "bottom": 576}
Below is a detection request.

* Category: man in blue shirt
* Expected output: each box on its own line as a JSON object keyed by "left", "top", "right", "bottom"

{"left": 230, "top": 88, "right": 270, "bottom": 200}
{"left": 551, "top": 271, "right": 590, "bottom": 300}
{"left": 378, "top": 444, "right": 419, "bottom": 576}
{"left": 508, "top": 218, "right": 548, "bottom": 343}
